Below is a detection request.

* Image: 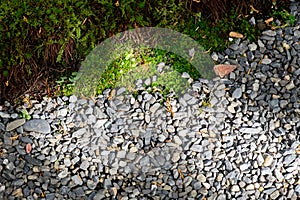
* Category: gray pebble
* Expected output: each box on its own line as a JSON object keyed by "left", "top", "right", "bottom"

{"left": 23, "top": 119, "right": 51, "bottom": 134}
{"left": 232, "top": 87, "right": 242, "bottom": 99}
{"left": 6, "top": 119, "right": 26, "bottom": 131}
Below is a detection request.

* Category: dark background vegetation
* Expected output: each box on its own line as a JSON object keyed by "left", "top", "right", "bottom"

{"left": 0, "top": 0, "right": 291, "bottom": 105}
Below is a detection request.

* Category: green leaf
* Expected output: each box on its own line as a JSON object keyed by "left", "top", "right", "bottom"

{"left": 3, "top": 70, "right": 9, "bottom": 77}
{"left": 138, "top": 1, "right": 145, "bottom": 8}
{"left": 76, "top": 27, "right": 81, "bottom": 39}
{"left": 25, "top": 52, "right": 32, "bottom": 59}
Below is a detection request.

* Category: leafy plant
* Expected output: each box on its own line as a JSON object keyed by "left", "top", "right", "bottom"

{"left": 198, "top": 97, "right": 212, "bottom": 114}
{"left": 19, "top": 109, "right": 31, "bottom": 120}
{"left": 92, "top": 47, "right": 198, "bottom": 98}
{"left": 55, "top": 72, "right": 78, "bottom": 96}
{"left": 271, "top": 8, "right": 296, "bottom": 26}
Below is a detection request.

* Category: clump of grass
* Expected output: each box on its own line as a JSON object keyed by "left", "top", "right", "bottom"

{"left": 94, "top": 48, "right": 198, "bottom": 97}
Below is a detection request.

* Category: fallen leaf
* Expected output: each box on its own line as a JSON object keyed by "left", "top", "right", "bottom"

{"left": 178, "top": 169, "right": 185, "bottom": 179}
{"left": 10, "top": 135, "right": 19, "bottom": 140}
{"left": 26, "top": 143, "right": 32, "bottom": 154}
{"left": 229, "top": 31, "right": 244, "bottom": 38}
{"left": 12, "top": 188, "right": 23, "bottom": 197}
{"left": 247, "top": 68, "right": 251, "bottom": 75}
{"left": 23, "top": 16, "right": 28, "bottom": 23}
{"left": 249, "top": 5, "right": 260, "bottom": 13}
{"left": 213, "top": 64, "right": 238, "bottom": 78}
{"left": 265, "top": 17, "right": 274, "bottom": 24}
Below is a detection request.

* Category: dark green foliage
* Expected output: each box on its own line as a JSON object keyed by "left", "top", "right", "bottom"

{"left": 0, "top": 0, "right": 194, "bottom": 103}
{"left": 0, "top": 0, "right": 292, "bottom": 104}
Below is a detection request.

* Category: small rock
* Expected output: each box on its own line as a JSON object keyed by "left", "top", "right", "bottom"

{"left": 57, "top": 108, "right": 68, "bottom": 117}
{"left": 231, "top": 185, "right": 240, "bottom": 192}
{"left": 262, "top": 30, "right": 276, "bottom": 37}
{"left": 182, "top": 72, "right": 190, "bottom": 79}
{"left": 262, "top": 58, "right": 272, "bottom": 65}
{"left": 69, "top": 95, "right": 77, "bottom": 103}
{"left": 232, "top": 88, "right": 242, "bottom": 99}
{"left": 270, "top": 190, "right": 279, "bottom": 199}
{"left": 72, "top": 128, "right": 86, "bottom": 138}
{"left": 246, "top": 184, "right": 255, "bottom": 190}
{"left": 58, "top": 170, "right": 69, "bottom": 179}
{"left": 6, "top": 119, "right": 26, "bottom": 131}
{"left": 240, "top": 163, "right": 250, "bottom": 171}
{"left": 249, "top": 43, "right": 257, "bottom": 51}
{"left": 283, "top": 154, "right": 296, "bottom": 165}
{"left": 0, "top": 112, "right": 10, "bottom": 118}
{"left": 23, "top": 119, "right": 51, "bottom": 134}
{"left": 72, "top": 174, "right": 83, "bottom": 185}
{"left": 87, "top": 180, "right": 97, "bottom": 189}
{"left": 24, "top": 155, "right": 42, "bottom": 166}
{"left": 228, "top": 105, "right": 235, "bottom": 113}
{"left": 286, "top": 81, "right": 295, "bottom": 90}
{"left": 263, "top": 155, "right": 274, "bottom": 167}
{"left": 239, "top": 127, "right": 260, "bottom": 134}
{"left": 197, "top": 174, "right": 206, "bottom": 183}
{"left": 253, "top": 81, "right": 260, "bottom": 92}
{"left": 80, "top": 160, "right": 90, "bottom": 170}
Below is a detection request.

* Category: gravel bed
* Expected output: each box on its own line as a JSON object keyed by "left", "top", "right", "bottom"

{"left": 1, "top": 1, "right": 300, "bottom": 199}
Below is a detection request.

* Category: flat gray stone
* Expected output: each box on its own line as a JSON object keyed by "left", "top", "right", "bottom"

{"left": 283, "top": 154, "right": 296, "bottom": 165}
{"left": 6, "top": 119, "right": 26, "bottom": 131}
{"left": 72, "top": 128, "right": 86, "bottom": 138}
{"left": 190, "top": 144, "right": 203, "bottom": 153}
{"left": 262, "top": 58, "right": 272, "bottom": 64}
{"left": 80, "top": 160, "right": 90, "bottom": 170}
{"left": 239, "top": 127, "right": 261, "bottom": 134}
{"left": 24, "top": 155, "right": 42, "bottom": 166}
{"left": 262, "top": 30, "right": 276, "bottom": 37}
{"left": 232, "top": 88, "right": 242, "bottom": 99}
{"left": 23, "top": 119, "right": 51, "bottom": 134}
{"left": 0, "top": 112, "right": 10, "bottom": 118}
{"left": 72, "top": 175, "right": 83, "bottom": 185}
{"left": 93, "top": 119, "right": 108, "bottom": 129}
{"left": 248, "top": 43, "right": 257, "bottom": 51}
{"left": 57, "top": 108, "right": 68, "bottom": 117}
{"left": 69, "top": 95, "right": 78, "bottom": 103}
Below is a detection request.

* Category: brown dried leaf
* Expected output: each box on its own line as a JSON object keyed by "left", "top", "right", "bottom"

{"left": 229, "top": 31, "right": 244, "bottom": 38}
{"left": 265, "top": 17, "right": 274, "bottom": 24}
{"left": 213, "top": 64, "right": 238, "bottom": 78}
{"left": 250, "top": 5, "right": 260, "bottom": 13}
{"left": 178, "top": 169, "right": 185, "bottom": 179}
{"left": 10, "top": 135, "right": 19, "bottom": 140}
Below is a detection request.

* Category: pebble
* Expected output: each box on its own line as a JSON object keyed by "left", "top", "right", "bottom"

{"left": 23, "top": 119, "right": 51, "bottom": 134}
{"left": 231, "top": 185, "right": 240, "bottom": 192}
{"left": 6, "top": 119, "right": 26, "bottom": 131}
{"left": 239, "top": 127, "right": 260, "bottom": 134}
{"left": 270, "top": 190, "right": 280, "bottom": 199}
{"left": 58, "top": 170, "right": 69, "bottom": 179}
{"left": 248, "top": 43, "right": 257, "bottom": 51}
{"left": 232, "top": 88, "right": 242, "bottom": 99}
{"left": 197, "top": 174, "right": 206, "bottom": 183}
{"left": 263, "top": 155, "right": 274, "bottom": 167}
{"left": 72, "top": 174, "right": 83, "bottom": 185}
{"left": 262, "top": 30, "right": 276, "bottom": 37}
{"left": 262, "top": 58, "right": 272, "bottom": 64}
{"left": 283, "top": 154, "right": 296, "bottom": 165}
